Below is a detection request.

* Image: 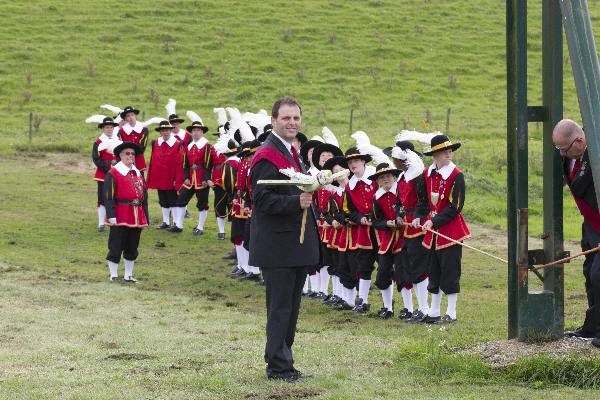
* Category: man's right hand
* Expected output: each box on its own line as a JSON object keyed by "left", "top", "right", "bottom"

{"left": 300, "top": 192, "right": 313, "bottom": 209}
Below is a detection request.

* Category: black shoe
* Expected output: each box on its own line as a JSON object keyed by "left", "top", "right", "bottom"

{"left": 156, "top": 222, "right": 170, "bottom": 230}
{"left": 336, "top": 301, "right": 353, "bottom": 311}
{"left": 97, "top": 225, "right": 105, "bottom": 232}
{"left": 378, "top": 308, "right": 394, "bottom": 319}
{"left": 592, "top": 337, "right": 600, "bottom": 348}
{"left": 109, "top": 276, "right": 122, "bottom": 282}
{"left": 353, "top": 303, "right": 370, "bottom": 313}
{"left": 184, "top": 210, "right": 191, "bottom": 218}
{"left": 240, "top": 273, "right": 260, "bottom": 282}
{"left": 302, "top": 290, "right": 314, "bottom": 297}
{"left": 229, "top": 268, "right": 246, "bottom": 278}
{"left": 167, "top": 225, "right": 183, "bottom": 233}
{"left": 421, "top": 315, "right": 441, "bottom": 324}
{"left": 565, "top": 327, "right": 596, "bottom": 339}
{"left": 123, "top": 276, "right": 138, "bottom": 283}
{"left": 441, "top": 314, "right": 457, "bottom": 323}
{"left": 406, "top": 310, "right": 426, "bottom": 324}
{"left": 192, "top": 228, "right": 204, "bottom": 236}
{"left": 267, "top": 371, "right": 300, "bottom": 383}
{"left": 256, "top": 278, "right": 265, "bottom": 286}
{"left": 228, "top": 266, "right": 242, "bottom": 276}
{"left": 222, "top": 251, "right": 237, "bottom": 260}
{"left": 217, "top": 233, "right": 226, "bottom": 240}
{"left": 308, "top": 291, "right": 320, "bottom": 299}
{"left": 398, "top": 308, "right": 413, "bottom": 320}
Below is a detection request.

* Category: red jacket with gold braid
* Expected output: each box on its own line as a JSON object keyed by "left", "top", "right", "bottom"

{"left": 232, "top": 158, "right": 249, "bottom": 219}
{"left": 173, "top": 129, "right": 192, "bottom": 147}
{"left": 182, "top": 138, "right": 218, "bottom": 190}
{"left": 422, "top": 163, "right": 470, "bottom": 249}
{"left": 328, "top": 187, "right": 349, "bottom": 251}
{"left": 103, "top": 162, "right": 149, "bottom": 228}
{"left": 316, "top": 186, "right": 334, "bottom": 242}
{"left": 146, "top": 136, "right": 182, "bottom": 190}
{"left": 211, "top": 152, "right": 227, "bottom": 188}
{"left": 371, "top": 183, "right": 404, "bottom": 255}
{"left": 92, "top": 134, "right": 119, "bottom": 182}
{"left": 118, "top": 122, "right": 149, "bottom": 171}
{"left": 396, "top": 173, "right": 428, "bottom": 239}
{"left": 344, "top": 168, "right": 376, "bottom": 250}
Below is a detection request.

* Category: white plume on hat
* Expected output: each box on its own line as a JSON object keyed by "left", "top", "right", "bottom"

{"left": 393, "top": 148, "right": 424, "bottom": 181}
{"left": 258, "top": 109, "right": 269, "bottom": 116}
{"left": 352, "top": 131, "right": 391, "bottom": 165}
{"left": 213, "top": 108, "right": 228, "bottom": 126}
{"left": 214, "top": 131, "right": 236, "bottom": 155}
{"left": 85, "top": 114, "right": 107, "bottom": 124}
{"left": 142, "top": 117, "right": 165, "bottom": 127}
{"left": 165, "top": 98, "right": 177, "bottom": 116}
{"left": 351, "top": 130, "right": 371, "bottom": 147}
{"left": 100, "top": 104, "right": 123, "bottom": 123}
{"left": 98, "top": 137, "right": 123, "bottom": 154}
{"left": 396, "top": 130, "right": 440, "bottom": 145}
{"left": 186, "top": 110, "right": 203, "bottom": 125}
{"left": 245, "top": 112, "right": 271, "bottom": 133}
{"left": 322, "top": 127, "right": 339, "bottom": 147}
{"left": 310, "top": 135, "right": 324, "bottom": 143}
{"left": 226, "top": 107, "right": 255, "bottom": 143}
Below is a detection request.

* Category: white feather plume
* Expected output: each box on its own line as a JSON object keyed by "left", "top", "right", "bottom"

{"left": 258, "top": 109, "right": 268, "bottom": 116}
{"left": 351, "top": 130, "right": 371, "bottom": 147}
{"left": 98, "top": 137, "right": 122, "bottom": 153}
{"left": 393, "top": 148, "right": 424, "bottom": 181}
{"left": 100, "top": 104, "right": 123, "bottom": 114}
{"left": 310, "top": 135, "right": 324, "bottom": 143}
{"left": 165, "top": 98, "right": 177, "bottom": 116}
{"left": 226, "top": 107, "right": 241, "bottom": 120}
{"left": 142, "top": 117, "right": 165, "bottom": 127}
{"left": 214, "top": 131, "right": 237, "bottom": 155}
{"left": 357, "top": 143, "right": 392, "bottom": 166}
{"left": 86, "top": 114, "right": 107, "bottom": 124}
{"left": 395, "top": 130, "right": 440, "bottom": 145}
{"left": 213, "top": 107, "right": 228, "bottom": 126}
{"left": 322, "top": 127, "right": 339, "bottom": 147}
{"left": 226, "top": 107, "right": 255, "bottom": 142}
{"left": 186, "top": 110, "right": 203, "bottom": 124}
{"left": 245, "top": 112, "right": 271, "bottom": 132}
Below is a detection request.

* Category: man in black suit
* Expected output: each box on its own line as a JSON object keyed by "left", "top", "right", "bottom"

{"left": 249, "top": 96, "right": 320, "bottom": 382}
{"left": 553, "top": 119, "right": 600, "bottom": 347}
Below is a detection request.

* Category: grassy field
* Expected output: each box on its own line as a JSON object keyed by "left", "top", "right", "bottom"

{"left": 0, "top": 153, "right": 597, "bottom": 399}
{"left": 0, "top": 0, "right": 594, "bottom": 238}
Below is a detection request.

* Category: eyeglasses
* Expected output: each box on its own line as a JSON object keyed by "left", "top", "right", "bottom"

{"left": 555, "top": 137, "right": 578, "bottom": 153}
{"left": 123, "top": 151, "right": 136, "bottom": 156}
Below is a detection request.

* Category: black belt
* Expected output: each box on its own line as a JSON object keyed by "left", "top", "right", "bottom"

{"left": 115, "top": 199, "right": 142, "bottom": 206}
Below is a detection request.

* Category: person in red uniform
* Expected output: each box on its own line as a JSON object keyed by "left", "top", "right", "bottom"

{"left": 229, "top": 142, "right": 252, "bottom": 278}
{"left": 390, "top": 141, "right": 431, "bottom": 323}
{"left": 146, "top": 120, "right": 183, "bottom": 229}
{"left": 170, "top": 121, "right": 218, "bottom": 234}
{"left": 169, "top": 113, "right": 191, "bottom": 146}
{"left": 369, "top": 163, "right": 403, "bottom": 319}
{"left": 343, "top": 147, "right": 377, "bottom": 313}
{"left": 212, "top": 139, "right": 229, "bottom": 240}
{"left": 239, "top": 139, "right": 262, "bottom": 281}
{"left": 92, "top": 117, "right": 121, "bottom": 232}
{"left": 417, "top": 134, "right": 470, "bottom": 323}
{"left": 220, "top": 139, "right": 241, "bottom": 248}
{"left": 118, "top": 106, "right": 149, "bottom": 172}
{"left": 103, "top": 142, "right": 149, "bottom": 283}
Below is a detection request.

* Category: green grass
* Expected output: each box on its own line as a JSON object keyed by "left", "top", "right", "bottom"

{"left": 0, "top": 0, "right": 591, "bottom": 239}
{"left": 0, "top": 152, "right": 597, "bottom": 398}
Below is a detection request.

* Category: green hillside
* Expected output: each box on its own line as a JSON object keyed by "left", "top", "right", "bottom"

{"left": 2, "top": 0, "right": 597, "bottom": 237}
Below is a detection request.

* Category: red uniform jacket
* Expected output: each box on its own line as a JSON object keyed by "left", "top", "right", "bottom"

{"left": 118, "top": 122, "right": 149, "bottom": 171}
{"left": 422, "top": 163, "right": 470, "bottom": 250}
{"left": 92, "top": 134, "right": 119, "bottom": 181}
{"left": 146, "top": 136, "right": 182, "bottom": 191}
{"left": 344, "top": 168, "right": 376, "bottom": 250}
{"left": 182, "top": 138, "right": 217, "bottom": 190}
{"left": 372, "top": 183, "right": 403, "bottom": 254}
{"left": 103, "top": 162, "right": 149, "bottom": 228}
{"left": 222, "top": 157, "right": 240, "bottom": 196}
{"left": 173, "top": 129, "right": 192, "bottom": 147}
{"left": 316, "top": 186, "right": 334, "bottom": 243}
{"left": 232, "top": 158, "right": 249, "bottom": 219}
{"left": 396, "top": 173, "right": 428, "bottom": 239}
{"left": 328, "top": 188, "right": 349, "bottom": 251}
{"left": 212, "top": 152, "right": 227, "bottom": 188}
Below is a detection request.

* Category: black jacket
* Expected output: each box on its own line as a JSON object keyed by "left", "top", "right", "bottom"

{"left": 563, "top": 149, "right": 599, "bottom": 213}
{"left": 249, "top": 134, "right": 320, "bottom": 268}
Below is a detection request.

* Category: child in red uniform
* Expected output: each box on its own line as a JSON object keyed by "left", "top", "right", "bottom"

{"left": 118, "top": 106, "right": 149, "bottom": 172}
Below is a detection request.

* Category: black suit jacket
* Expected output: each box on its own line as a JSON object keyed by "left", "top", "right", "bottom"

{"left": 563, "top": 149, "right": 598, "bottom": 213}
{"left": 249, "top": 134, "right": 320, "bottom": 268}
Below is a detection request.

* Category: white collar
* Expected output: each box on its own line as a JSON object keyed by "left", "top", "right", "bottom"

{"left": 308, "top": 166, "right": 320, "bottom": 176}
{"left": 334, "top": 186, "right": 345, "bottom": 196}
{"left": 173, "top": 129, "right": 187, "bottom": 140}
{"left": 348, "top": 165, "right": 375, "bottom": 190}
{"left": 226, "top": 155, "right": 240, "bottom": 162}
{"left": 375, "top": 181, "right": 398, "bottom": 200}
{"left": 188, "top": 137, "right": 208, "bottom": 151}
{"left": 113, "top": 161, "right": 141, "bottom": 177}
{"left": 427, "top": 161, "right": 456, "bottom": 180}
{"left": 158, "top": 134, "right": 177, "bottom": 147}
{"left": 272, "top": 131, "right": 293, "bottom": 154}
{"left": 122, "top": 121, "right": 144, "bottom": 134}
{"left": 98, "top": 133, "right": 111, "bottom": 142}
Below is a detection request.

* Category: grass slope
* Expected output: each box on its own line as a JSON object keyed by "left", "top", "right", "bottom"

{"left": 1, "top": 0, "right": 595, "bottom": 238}
{"left": 0, "top": 152, "right": 596, "bottom": 398}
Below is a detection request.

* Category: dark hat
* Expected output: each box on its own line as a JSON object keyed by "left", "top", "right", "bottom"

{"left": 119, "top": 106, "right": 140, "bottom": 118}
{"left": 312, "top": 143, "right": 344, "bottom": 169}
{"left": 98, "top": 116, "right": 119, "bottom": 129}
{"left": 223, "top": 139, "right": 240, "bottom": 156}
{"left": 186, "top": 120, "right": 209, "bottom": 133}
{"left": 257, "top": 132, "right": 271, "bottom": 142}
{"left": 263, "top": 124, "right": 273, "bottom": 134}
{"left": 423, "top": 134, "right": 461, "bottom": 156}
{"left": 168, "top": 114, "right": 185, "bottom": 124}
{"left": 344, "top": 146, "right": 372, "bottom": 163}
{"left": 238, "top": 139, "right": 261, "bottom": 158}
{"left": 155, "top": 120, "right": 174, "bottom": 132}
{"left": 249, "top": 125, "right": 259, "bottom": 136}
{"left": 213, "top": 124, "right": 225, "bottom": 137}
{"left": 299, "top": 139, "right": 324, "bottom": 165}
{"left": 322, "top": 156, "right": 348, "bottom": 172}
{"left": 113, "top": 141, "right": 142, "bottom": 159}
{"left": 389, "top": 140, "right": 423, "bottom": 159}
{"left": 295, "top": 132, "right": 308, "bottom": 146}
{"left": 368, "top": 163, "right": 401, "bottom": 181}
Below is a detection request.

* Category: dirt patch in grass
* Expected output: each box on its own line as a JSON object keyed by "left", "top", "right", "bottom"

{"left": 457, "top": 337, "right": 600, "bottom": 368}
{"left": 244, "top": 387, "right": 322, "bottom": 400}
{"left": 106, "top": 352, "right": 157, "bottom": 361}
{"left": 1, "top": 153, "right": 92, "bottom": 176}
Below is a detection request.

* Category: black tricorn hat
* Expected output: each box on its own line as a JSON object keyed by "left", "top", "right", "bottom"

{"left": 119, "top": 106, "right": 140, "bottom": 118}
{"left": 263, "top": 124, "right": 273, "bottom": 134}
{"left": 98, "top": 116, "right": 119, "bottom": 129}
{"left": 423, "top": 134, "right": 461, "bottom": 156}
{"left": 168, "top": 113, "right": 185, "bottom": 124}
{"left": 186, "top": 120, "right": 209, "bottom": 133}
{"left": 299, "top": 139, "right": 323, "bottom": 165}
{"left": 257, "top": 132, "right": 271, "bottom": 142}
{"left": 295, "top": 132, "right": 308, "bottom": 146}
{"left": 155, "top": 120, "right": 174, "bottom": 132}
{"left": 389, "top": 140, "right": 423, "bottom": 159}
{"left": 238, "top": 139, "right": 261, "bottom": 158}
{"left": 223, "top": 139, "right": 240, "bottom": 156}
{"left": 368, "top": 162, "right": 401, "bottom": 181}
{"left": 113, "top": 141, "right": 142, "bottom": 159}
{"left": 344, "top": 146, "right": 372, "bottom": 163}
{"left": 312, "top": 143, "right": 344, "bottom": 169}
{"left": 322, "top": 156, "right": 349, "bottom": 172}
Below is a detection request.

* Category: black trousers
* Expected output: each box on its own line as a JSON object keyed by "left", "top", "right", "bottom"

{"left": 175, "top": 186, "right": 209, "bottom": 210}
{"left": 157, "top": 189, "right": 177, "bottom": 208}
{"left": 243, "top": 218, "right": 251, "bottom": 251}
{"left": 427, "top": 242, "right": 462, "bottom": 295}
{"left": 396, "top": 235, "right": 430, "bottom": 288}
{"left": 336, "top": 251, "right": 356, "bottom": 289}
{"left": 106, "top": 226, "right": 142, "bottom": 263}
{"left": 213, "top": 186, "right": 229, "bottom": 218}
{"left": 97, "top": 181, "right": 104, "bottom": 206}
{"left": 375, "top": 251, "right": 395, "bottom": 290}
{"left": 581, "top": 221, "right": 600, "bottom": 335}
{"left": 262, "top": 266, "right": 307, "bottom": 375}
{"left": 347, "top": 248, "right": 377, "bottom": 283}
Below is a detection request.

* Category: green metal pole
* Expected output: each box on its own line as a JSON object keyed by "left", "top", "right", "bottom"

{"left": 542, "top": 0, "right": 565, "bottom": 339}
{"left": 560, "top": 0, "right": 600, "bottom": 207}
